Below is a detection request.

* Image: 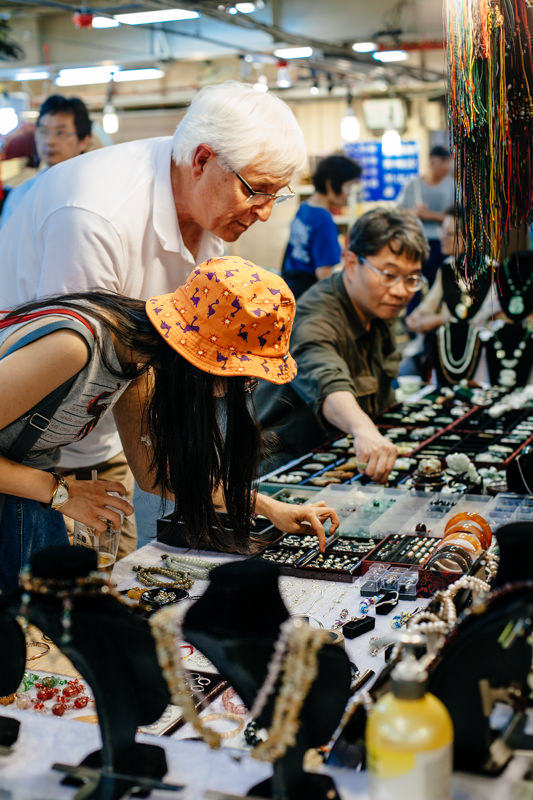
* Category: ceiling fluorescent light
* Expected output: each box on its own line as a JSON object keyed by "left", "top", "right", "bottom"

{"left": 55, "top": 66, "right": 118, "bottom": 86}
{"left": 273, "top": 46, "right": 313, "bottom": 59}
{"left": 114, "top": 9, "right": 199, "bottom": 25}
{"left": 235, "top": 2, "right": 256, "bottom": 11}
{"left": 352, "top": 41, "right": 377, "bottom": 53}
{"left": 373, "top": 50, "right": 408, "bottom": 63}
{"left": 14, "top": 71, "right": 50, "bottom": 81}
{"left": 113, "top": 68, "right": 164, "bottom": 82}
{"left": 92, "top": 16, "right": 120, "bottom": 28}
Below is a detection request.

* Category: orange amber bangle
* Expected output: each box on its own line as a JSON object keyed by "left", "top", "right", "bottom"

{"left": 444, "top": 512, "right": 492, "bottom": 548}
{"left": 442, "top": 523, "right": 487, "bottom": 551}
{"left": 438, "top": 532, "right": 483, "bottom": 556}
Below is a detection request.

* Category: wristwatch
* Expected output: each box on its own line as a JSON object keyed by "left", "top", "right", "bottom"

{"left": 49, "top": 474, "right": 70, "bottom": 510}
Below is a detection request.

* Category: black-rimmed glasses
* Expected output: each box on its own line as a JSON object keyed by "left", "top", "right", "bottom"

{"left": 35, "top": 126, "right": 78, "bottom": 140}
{"left": 359, "top": 255, "right": 427, "bottom": 292}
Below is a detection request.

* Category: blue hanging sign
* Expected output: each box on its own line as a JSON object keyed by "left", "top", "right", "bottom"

{"left": 344, "top": 140, "right": 420, "bottom": 203}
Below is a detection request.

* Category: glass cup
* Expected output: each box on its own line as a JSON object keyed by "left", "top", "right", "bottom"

{"left": 73, "top": 520, "right": 120, "bottom": 572}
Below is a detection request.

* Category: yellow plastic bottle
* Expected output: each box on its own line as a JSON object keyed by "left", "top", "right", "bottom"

{"left": 366, "top": 650, "right": 454, "bottom": 800}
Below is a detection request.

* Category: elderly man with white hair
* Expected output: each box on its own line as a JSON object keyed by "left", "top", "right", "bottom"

{"left": 0, "top": 80, "right": 306, "bottom": 556}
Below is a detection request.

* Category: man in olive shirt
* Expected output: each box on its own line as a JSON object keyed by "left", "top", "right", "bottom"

{"left": 256, "top": 207, "right": 429, "bottom": 483}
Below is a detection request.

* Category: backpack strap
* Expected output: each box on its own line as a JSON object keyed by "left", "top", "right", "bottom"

{"left": 1, "top": 316, "right": 95, "bottom": 463}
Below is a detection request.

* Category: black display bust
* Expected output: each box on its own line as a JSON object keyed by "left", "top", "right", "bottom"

{"left": 21, "top": 545, "right": 172, "bottom": 800}
{"left": 182, "top": 558, "right": 352, "bottom": 800}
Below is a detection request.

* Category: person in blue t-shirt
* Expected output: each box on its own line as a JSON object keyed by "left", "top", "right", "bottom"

{"left": 281, "top": 154, "right": 361, "bottom": 298}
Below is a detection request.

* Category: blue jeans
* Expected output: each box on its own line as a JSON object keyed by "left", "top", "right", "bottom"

{"left": 0, "top": 495, "right": 69, "bottom": 595}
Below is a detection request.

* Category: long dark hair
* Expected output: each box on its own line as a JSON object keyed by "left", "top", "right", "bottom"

{"left": 3, "top": 291, "right": 260, "bottom": 552}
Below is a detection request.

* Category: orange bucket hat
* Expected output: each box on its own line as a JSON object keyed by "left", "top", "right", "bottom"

{"left": 146, "top": 256, "right": 297, "bottom": 384}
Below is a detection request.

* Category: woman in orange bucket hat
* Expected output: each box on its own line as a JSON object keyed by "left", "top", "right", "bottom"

{"left": 0, "top": 256, "right": 337, "bottom": 591}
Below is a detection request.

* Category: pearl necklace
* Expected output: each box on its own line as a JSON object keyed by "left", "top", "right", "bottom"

{"left": 163, "top": 554, "right": 221, "bottom": 581}
{"left": 437, "top": 322, "right": 481, "bottom": 383}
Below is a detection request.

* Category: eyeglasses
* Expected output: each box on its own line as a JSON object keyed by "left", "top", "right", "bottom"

{"left": 244, "top": 377, "right": 259, "bottom": 393}
{"left": 35, "top": 126, "right": 78, "bottom": 140}
{"left": 232, "top": 170, "right": 296, "bottom": 206}
{"left": 358, "top": 255, "right": 427, "bottom": 292}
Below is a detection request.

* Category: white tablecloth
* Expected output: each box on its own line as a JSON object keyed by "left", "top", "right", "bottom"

{"left": 0, "top": 542, "right": 528, "bottom": 799}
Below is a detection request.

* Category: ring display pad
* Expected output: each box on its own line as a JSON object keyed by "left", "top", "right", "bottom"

{"left": 10, "top": 544, "right": 175, "bottom": 800}
{"left": 182, "top": 559, "right": 352, "bottom": 800}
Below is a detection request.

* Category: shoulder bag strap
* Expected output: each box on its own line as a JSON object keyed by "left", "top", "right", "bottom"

{"left": 1, "top": 317, "right": 95, "bottom": 463}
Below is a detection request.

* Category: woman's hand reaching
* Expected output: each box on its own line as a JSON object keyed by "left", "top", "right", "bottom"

{"left": 255, "top": 495, "right": 339, "bottom": 552}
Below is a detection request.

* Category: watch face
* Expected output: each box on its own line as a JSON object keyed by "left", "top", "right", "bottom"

{"left": 52, "top": 482, "right": 69, "bottom": 508}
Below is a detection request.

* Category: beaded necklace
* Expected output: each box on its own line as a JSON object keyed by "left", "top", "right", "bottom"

{"left": 162, "top": 554, "right": 221, "bottom": 581}
{"left": 148, "top": 604, "right": 330, "bottom": 761}
{"left": 437, "top": 322, "right": 482, "bottom": 385}
{"left": 133, "top": 565, "right": 194, "bottom": 589}
{"left": 18, "top": 567, "right": 136, "bottom": 646}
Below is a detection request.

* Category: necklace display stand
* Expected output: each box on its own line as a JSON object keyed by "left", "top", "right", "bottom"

{"left": 441, "top": 260, "right": 492, "bottom": 321}
{"left": 427, "top": 579, "right": 533, "bottom": 775}
{"left": 486, "top": 322, "right": 533, "bottom": 388}
{"left": 182, "top": 559, "right": 351, "bottom": 800}
{"left": 0, "top": 599, "right": 26, "bottom": 752}
{"left": 17, "top": 545, "right": 174, "bottom": 800}
{"left": 499, "top": 252, "right": 533, "bottom": 321}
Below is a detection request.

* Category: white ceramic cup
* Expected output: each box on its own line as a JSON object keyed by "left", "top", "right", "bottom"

{"left": 397, "top": 374, "right": 423, "bottom": 395}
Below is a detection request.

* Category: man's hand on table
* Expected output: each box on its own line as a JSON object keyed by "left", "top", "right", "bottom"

{"left": 351, "top": 421, "right": 398, "bottom": 484}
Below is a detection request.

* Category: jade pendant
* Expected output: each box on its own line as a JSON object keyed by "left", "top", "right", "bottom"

{"left": 508, "top": 295, "right": 524, "bottom": 315}
{"left": 499, "top": 368, "right": 517, "bottom": 387}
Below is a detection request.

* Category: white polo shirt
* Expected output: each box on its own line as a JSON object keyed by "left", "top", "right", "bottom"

{"left": 0, "top": 136, "right": 224, "bottom": 467}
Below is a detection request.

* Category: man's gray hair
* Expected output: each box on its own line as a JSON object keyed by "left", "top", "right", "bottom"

{"left": 348, "top": 206, "right": 430, "bottom": 264}
{"left": 172, "top": 81, "right": 307, "bottom": 182}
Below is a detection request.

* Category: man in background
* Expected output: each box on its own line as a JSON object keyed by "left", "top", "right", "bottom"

{"left": 396, "top": 144, "right": 454, "bottom": 288}
{"left": 256, "top": 207, "right": 429, "bottom": 484}
{"left": 1, "top": 95, "right": 91, "bottom": 227}
{"left": 0, "top": 80, "right": 306, "bottom": 557}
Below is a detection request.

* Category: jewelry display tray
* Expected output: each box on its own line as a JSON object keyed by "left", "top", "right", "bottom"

{"left": 257, "top": 534, "right": 386, "bottom": 583}
{"left": 359, "top": 534, "right": 457, "bottom": 598}
{"left": 261, "top": 391, "right": 533, "bottom": 490}
{"left": 411, "top": 408, "right": 533, "bottom": 467}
